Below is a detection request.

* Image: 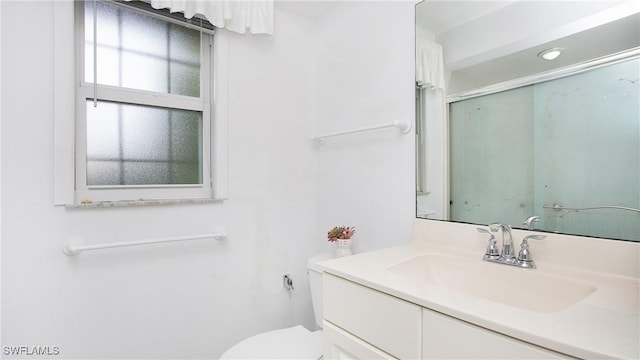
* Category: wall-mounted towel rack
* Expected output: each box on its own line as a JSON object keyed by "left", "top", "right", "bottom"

{"left": 63, "top": 232, "right": 227, "bottom": 256}
{"left": 544, "top": 203, "right": 640, "bottom": 213}
{"left": 312, "top": 120, "right": 412, "bottom": 144}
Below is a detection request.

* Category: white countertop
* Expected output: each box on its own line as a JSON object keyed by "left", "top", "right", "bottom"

{"left": 319, "top": 220, "right": 640, "bottom": 359}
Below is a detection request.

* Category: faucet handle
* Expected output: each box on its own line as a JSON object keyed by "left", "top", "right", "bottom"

{"left": 477, "top": 227, "right": 499, "bottom": 260}
{"left": 522, "top": 234, "right": 546, "bottom": 243}
{"left": 517, "top": 234, "right": 546, "bottom": 268}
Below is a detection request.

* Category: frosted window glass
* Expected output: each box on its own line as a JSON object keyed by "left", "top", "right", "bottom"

{"left": 170, "top": 111, "right": 202, "bottom": 162}
{"left": 87, "top": 161, "right": 121, "bottom": 186}
{"left": 169, "top": 25, "right": 201, "bottom": 63}
{"left": 123, "top": 162, "right": 170, "bottom": 185}
{"left": 86, "top": 101, "right": 202, "bottom": 186}
{"left": 121, "top": 105, "right": 169, "bottom": 161}
{"left": 86, "top": 102, "right": 120, "bottom": 160}
{"left": 170, "top": 62, "right": 200, "bottom": 97}
{"left": 84, "top": 1, "right": 200, "bottom": 97}
{"left": 120, "top": 10, "right": 168, "bottom": 58}
{"left": 121, "top": 52, "right": 169, "bottom": 93}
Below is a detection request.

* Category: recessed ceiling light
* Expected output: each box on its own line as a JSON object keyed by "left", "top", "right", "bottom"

{"left": 538, "top": 47, "right": 564, "bottom": 61}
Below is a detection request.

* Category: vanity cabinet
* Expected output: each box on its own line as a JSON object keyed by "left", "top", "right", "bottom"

{"left": 421, "top": 308, "right": 573, "bottom": 359}
{"left": 323, "top": 273, "right": 421, "bottom": 359}
{"left": 323, "top": 273, "right": 572, "bottom": 360}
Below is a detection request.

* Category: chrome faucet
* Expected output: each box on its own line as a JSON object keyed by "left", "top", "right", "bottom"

{"left": 478, "top": 217, "right": 546, "bottom": 269}
{"left": 523, "top": 215, "right": 541, "bottom": 230}
{"left": 489, "top": 223, "right": 516, "bottom": 263}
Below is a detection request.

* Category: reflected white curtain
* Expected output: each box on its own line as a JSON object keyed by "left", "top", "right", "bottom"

{"left": 416, "top": 32, "right": 445, "bottom": 90}
{"left": 148, "top": 0, "right": 274, "bottom": 35}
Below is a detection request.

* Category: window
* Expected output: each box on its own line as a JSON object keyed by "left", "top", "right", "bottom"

{"left": 72, "top": 0, "right": 216, "bottom": 204}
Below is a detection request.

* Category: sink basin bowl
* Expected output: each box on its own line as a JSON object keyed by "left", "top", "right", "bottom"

{"left": 387, "top": 253, "right": 597, "bottom": 313}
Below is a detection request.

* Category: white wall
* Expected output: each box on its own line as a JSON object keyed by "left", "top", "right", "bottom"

{"left": 1, "top": 1, "right": 320, "bottom": 358}
{"left": 2, "top": 0, "right": 418, "bottom": 358}
{"left": 314, "top": 1, "right": 416, "bottom": 254}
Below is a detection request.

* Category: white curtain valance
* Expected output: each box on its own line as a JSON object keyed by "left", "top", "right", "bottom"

{"left": 416, "top": 33, "right": 445, "bottom": 90}
{"left": 149, "top": 0, "right": 274, "bottom": 35}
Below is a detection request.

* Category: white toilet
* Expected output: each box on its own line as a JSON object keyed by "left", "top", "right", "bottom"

{"left": 220, "top": 253, "right": 332, "bottom": 359}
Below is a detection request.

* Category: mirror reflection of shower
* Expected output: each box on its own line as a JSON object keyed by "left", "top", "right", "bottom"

{"left": 415, "top": 0, "right": 640, "bottom": 241}
{"left": 448, "top": 55, "right": 639, "bottom": 241}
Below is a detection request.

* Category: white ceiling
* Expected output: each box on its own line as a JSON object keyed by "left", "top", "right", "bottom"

{"left": 450, "top": 12, "right": 640, "bottom": 94}
{"left": 416, "top": 0, "right": 639, "bottom": 95}
{"left": 415, "top": 0, "right": 516, "bottom": 34}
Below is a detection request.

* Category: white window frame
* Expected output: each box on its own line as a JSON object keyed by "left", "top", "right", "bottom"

{"left": 53, "top": 0, "right": 229, "bottom": 206}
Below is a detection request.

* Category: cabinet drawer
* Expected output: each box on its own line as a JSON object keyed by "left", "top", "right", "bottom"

{"left": 422, "top": 308, "right": 573, "bottom": 359}
{"left": 323, "top": 321, "right": 397, "bottom": 359}
{"left": 324, "top": 273, "right": 422, "bottom": 359}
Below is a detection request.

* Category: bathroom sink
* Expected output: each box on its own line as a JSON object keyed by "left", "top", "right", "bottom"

{"left": 387, "top": 254, "right": 596, "bottom": 313}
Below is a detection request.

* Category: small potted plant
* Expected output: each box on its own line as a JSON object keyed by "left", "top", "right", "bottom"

{"left": 327, "top": 226, "right": 355, "bottom": 257}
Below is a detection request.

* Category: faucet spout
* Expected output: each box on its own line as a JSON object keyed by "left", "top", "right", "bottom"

{"left": 489, "top": 223, "right": 515, "bottom": 261}
{"left": 523, "top": 215, "right": 541, "bottom": 230}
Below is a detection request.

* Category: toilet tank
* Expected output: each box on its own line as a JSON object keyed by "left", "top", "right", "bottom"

{"left": 307, "top": 253, "right": 333, "bottom": 329}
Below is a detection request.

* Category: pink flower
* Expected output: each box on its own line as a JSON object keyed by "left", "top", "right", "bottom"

{"left": 327, "top": 226, "right": 355, "bottom": 242}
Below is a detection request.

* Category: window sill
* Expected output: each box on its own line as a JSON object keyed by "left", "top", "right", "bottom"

{"left": 65, "top": 198, "right": 222, "bottom": 209}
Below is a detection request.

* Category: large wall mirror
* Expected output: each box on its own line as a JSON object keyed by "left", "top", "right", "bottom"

{"left": 415, "top": 0, "right": 640, "bottom": 241}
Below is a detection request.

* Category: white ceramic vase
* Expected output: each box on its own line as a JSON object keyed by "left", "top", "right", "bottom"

{"left": 335, "top": 239, "right": 352, "bottom": 257}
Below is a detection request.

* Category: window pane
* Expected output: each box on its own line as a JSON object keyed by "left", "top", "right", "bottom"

{"left": 121, "top": 105, "right": 170, "bottom": 162}
{"left": 87, "top": 161, "right": 122, "bottom": 186}
{"left": 120, "top": 7, "right": 168, "bottom": 58}
{"left": 170, "top": 62, "right": 200, "bottom": 97}
{"left": 86, "top": 101, "right": 120, "bottom": 160}
{"left": 121, "top": 52, "right": 169, "bottom": 93}
{"left": 84, "top": 1, "right": 201, "bottom": 97}
{"left": 123, "top": 162, "right": 170, "bottom": 185}
{"left": 170, "top": 110, "right": 202, "bottom": 162}
{"left": 86, "top": 100, "right": 203, "bottom": 186}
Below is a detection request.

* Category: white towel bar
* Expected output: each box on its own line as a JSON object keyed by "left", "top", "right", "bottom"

{"left": 312, "top": 120, "right": 412, "bottom": 144}
{"left": 63, "top": 232, "right": 226, "bottom": 256}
